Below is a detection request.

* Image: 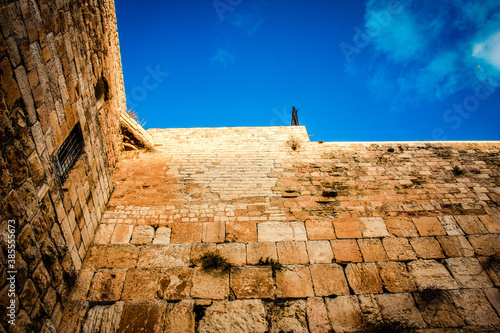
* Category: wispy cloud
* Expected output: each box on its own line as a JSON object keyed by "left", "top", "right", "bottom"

{"left": 228, "top": 13, "right": 267, "bottom": 36}
{"left": 211, "top": 48, "right": 235, "bottom": 67}
{"left": 351, "top": 0, "right": 500, "bottom": 105}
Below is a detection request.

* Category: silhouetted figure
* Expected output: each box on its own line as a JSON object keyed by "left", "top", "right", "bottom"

{"left": 291, "top": 107, "right": 299, "bottom": 126}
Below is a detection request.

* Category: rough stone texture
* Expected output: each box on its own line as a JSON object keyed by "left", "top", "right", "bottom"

{"left": 325, "top": 296, "right": 364, "bottom": 332}
{"left": 310, "top": 264, "right": 349, "bottom": 296}
{"left": 258, "top": 221, "right": 307, "bottom": 242}
{"left": 412, "top": 217, "right": 447, "bottom": 236}
{"left": 230, "top": 266, "right": 274, "bottom": 299}
{"left": 246, "top": 242, "right": 277, "bottom": 265}
{"left": 307, "top": 240, "right": 334, "bottom": 264}
{"left": 451, "top": 289, "right": 500, "bottom": 326}
{"left": 345, "top": 263, "right": 383, "bottom": 294}
{"left": 444, "top": 257, "right": 493, "bottom": 288}
{"left": 408, "top": 260, "right": 459, "bottom": 290}
{"left": 130, "top": 225, "right": 154, "bottom": 245}
{"left": 330, "top": 239, "right": 362, "bottom": 263}
{"left": 357, "top": 238, "right": 388, "bottom": 262}
{"left": 275, "top": 265, "right": 314, "bottom": 298}
{"left": 153, "top": 226, "right": 171, "bottom": 244}
{"left": 375, "top": 293, "right": 426, "bottom": 328}
{"left": 191, "top": 267, "right": 229, "bottom": 299}
{"left": 305, "top": 219, "right": 336, "bottom": 240}
{"left": 378, "top": 261, "right": 416, "bottom": 293}
{"left": 306, "top": 297, "right": 332, "bottom": 333}
{"left": 198, "top": 300, "right": 268, "bottom": 333}
{"left": 358, "top": 217, "right": 390, "bottom": 237}
{"left": 383, "top": 237, "right": 417, "bottom": 261}
{"left": 87, "top": 269, "right": 126, "bottom": 302}
{"left": 276, "top": 241, "right": 309, "bottom": 264}
{"left": 437, "top": 235, "right": 475, "bottom": 257}
{"left": 163, "top": 300, "right": 195, "bottom": 333}
{"left": 137, "top": 244, "right": 191, "bottom": 269}
{"left": 268, "top": 300, "right": 308, "bottom": 333}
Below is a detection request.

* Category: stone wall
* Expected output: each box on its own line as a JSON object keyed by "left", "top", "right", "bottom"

{"left": 62, "top": 126, "right": 500, "bottom": 332}
{"left": 0, "top": 0, "right": 125, "bottom": 331}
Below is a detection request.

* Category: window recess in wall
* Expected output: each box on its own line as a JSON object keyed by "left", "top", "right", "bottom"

{"left": 54, "top": 122, "right": 84, "bottom": 183}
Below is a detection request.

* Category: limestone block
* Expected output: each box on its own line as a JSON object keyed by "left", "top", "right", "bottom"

{"left": 87, "top": 269, "right": 126, "bottom": 302}
{"left": 191, "top": 267, "right": 229, "bottom": 299}
{"left": 246, "top": 242, "right": 277, "bottom": 265}
{"left": 375, "top": 293, "right": 426, "bottom": 328}
{"left": 358, "top": 217, "right": 390, "bottom": 237}
{"left": 202, "top": 222, "right": 225, "bottom": 243}
{"left": 198, "top": 300, "right": 267, "bottom": 333}
{"left": 450, "top": 289, "right": 500, "bottom": 326}
{"left": 163, "top": 300, "right": 195, "bottom": 333}
{"left": 438, "top": 215, "right": 464, "bottom": 236}
{"left": 309, "top": 264, "right": 349, "bottom": 296}
{"left": 110, "top": 224, "right": 133, "bottom": 244}
{"left": 437, "top": 235, "right": 474, "bottom": 257}
{"left": 275, "top": 265, "right": 314, "bottom": 298}
{"left": 306, "top": 297, "right": 332, "bottom": 333}
{"left": 345, "top": 263, "right": 383, "bottom": 294}
{"left": 409, "top": 237, "right": 445, "bottom": 259}
{"left": 258, "top": 221, "right": 307, "bottom": 242}
{"left": 92, "top": 224, "right": 115, "bottom": 245}
{"left": 121, "top": 269, "right": 160, "bottom": 300}
{"left": 117, "top": 301, "right": 162, "bottom": 332}
{"left": 382, "top": 237, "right": 417, "bottom": 261}
{"left": 377, "top": 261, "right": 416, "bottom": 293}
{"left": 70, "top": 268, "right": 94, "bottom": 301}
{"left": 83, "top": 245, "right": 139, "bottom": 270}
{"left": 332, "top": 217, "right": 362, "bottom": 239}
{"left": 225, "top": 222, "right": 257, "bottom": 242}
{"left": 325, "top": 295, "right": 364, "bottom": 332}
{"left": 478, "top": 215, "right": 500, "bottom": 233}
{"left": 331, "top": 239, "right": 362, "bottom": 263}
{"left": 467, "top": 234, "right": 500, "bottom": 256}
{"left": 130, "top": 225, "right": 154, "bottom": 245}
{"left": 170, "top": 223, "right": 202, "bottom": 243}
{"left": 83, "top": 301, "right": 124, "bottom": 333}
{"left": 413, "top": 289, "right": 464, "bottom": 328}
{"left": 305, "top": 219, "right": 336, "bottom": 240}
{"left": 407, "top": 260, "right": 459, "bottom": 290}
{"left": 268, "top": 300, "right": 307, "bottom": 333}
{"left": 230, "top": 266, "right": 274, "bottom": 299}
{"left": 357, "top": 239, "right": 388, "bottom": 262}
{"left": 153, "top": 226, "right": 171, "bottom": 244}
{"left": 483, "top": 288, "right": 500, "bottom": 316}
{"left": 216, "top": 243, "right": 246, "bottom": 266}
{"left": 307, "top": 241, "right": 334, "bottom": 264}
{"left": 190, "top": 243, "right": 217, "bottom": 266}
{"left": 454, "top": 215, "right": 488, "bottom": 235}
{"left": 412, "top": 217, "right": 446, "bottom": 236}
{"left": 137, "top": 244, "right": 191, "bottom": 269}
{"left": 444, "top": 257, "right": 493, "bottom": 288}
{"left": 57, "top": 301, "right": 89, "bottom": 333}
{"left": 277, "top": 241, "right": 309, "bottom": 265}
{"left": 385, "top": 217, "right": 419, "bottom": 237}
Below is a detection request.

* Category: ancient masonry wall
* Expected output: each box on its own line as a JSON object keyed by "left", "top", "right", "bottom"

{"left": 62, "top": 127, "right": 500, "bottom": 332}
{"left": 0, "top": 0, "right": 125, "bottom": 331}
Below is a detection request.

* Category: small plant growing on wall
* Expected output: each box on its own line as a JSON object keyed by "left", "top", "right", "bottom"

{"left": 287, "top": 136, "right": 300, "bottom": 151}
{"left": 414, "top": 286, "right": 449, "bottom": 306}
{"left": 199, "top": 251, "right": 231, "bottom": 272}
{"left": 258, "top": 257, "right": 284, "bottom": 278}
{"left": 362, "top": 320, "right": 416, "bottom": 333}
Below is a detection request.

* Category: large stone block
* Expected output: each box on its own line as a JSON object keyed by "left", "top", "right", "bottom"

{"left": 230, "top": 266, "right": 274, "bottom": 299}
{"left": 407, "top": 260, "right": 459, "bottom": 290}
{"left": 325, "top": 295, "right": 364, "bottom": 332}
{"left": 137, "top": 244, "right": 191, "bottom": 269}
{"left": 191, "top": 267, "right": 229, "bottom": 299}
{"left": 258, "top": 221, "right": 307, "bottom": 242}
{"left": 310, "top": 264, "right": 349, "bottom": 296}
{"left": 345, "top": 263, "right": 383, "bottom": 294}
{"left": 198, "top": 300, "right": 267, "bottom": 333}
{"left": 275, "top": 265, "right": 314, "bottom": 298}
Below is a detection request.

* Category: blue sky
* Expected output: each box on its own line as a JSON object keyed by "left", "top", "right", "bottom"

{"left": 115, "top": 0, "right": 500, "bottom": 141}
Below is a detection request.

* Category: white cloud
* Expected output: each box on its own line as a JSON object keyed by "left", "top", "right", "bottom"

{"left": 472, "top": 29, "right": 500, "bottom": 70}
{"left": 211, "top": 48, "right": 236, "bottom": 67}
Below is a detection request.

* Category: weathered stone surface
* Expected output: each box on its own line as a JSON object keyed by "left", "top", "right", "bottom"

{"left": 483, "top": 288, "right": 500, "bottom": 316}
{"left": 70, "top": 268, "right": 94, "bottom": 301}
{"left": 83, "top": 301, "right": 124, "bottom": 333}
{"left": 454, "top": 215, "right": 488, "bottom": 235}
{"left": 230, "top": 266, "right": 274, "bottom": 299}
{"left": 305, "top": 219, "right": 336, "bottom": 240}
{"left": 191, "top": 267, "right": 229, "bottom": 299}
{"left": 216, "top": 242, "right": 246, "bottom": 266}
{"left": 130, "top": 225, "right": 154, "bottom": 245}
{"left": 93, "top": 224, "right": 115, "bottom": 245}
{"left": 414, "top": 289, "right": 464, "bottom": 328}
{"left": 117, "top": 301, "right": 162, "bottom": 332}
{"left": 445, "top": 257, "right": 493, "bottom": 288}
{"left": 57, "top": 301, "right": 89, "bottom": 333}
{"left": 121, "top": 269, "right": 160, "bottom": 300}
{"left": 258, "top": 221, "right": 307, "bottom": 242}
{"left": 310, "top": 263, "right": 349, "bottom": 296}
{"left": 332, "top": 216, "right": 362, "bottom": 239}
{"left": 358, "top": 217, "right": 390, "bottom": 237}
{"left": 277, "top": 241, "right": 309, "bottom": 264}
{"left": 451, "top": 289, "right": 500, "bottom": 326}
{"left": 382, "top": 237, "right": 417, "bottom": 261}
{"left": 408, "top": 260, "right": 459, "bottom": 290}
{"left": 268, "top": 299, "right": 307, "bottom": 333}
{"left": 375, "top": 293, "right": 426, "bottom": 328}
{"left": 110, "top": 224, "right": 134, "bottom": 244}
{"left": 225, "top": 222, "right": 256, "bottom": 242}
{"left": 357, "top": 238, "right": 388, "bottom": 262}
{"left": 202, "top": 222, "right": 225, "bottom": 243}
{"left": 467, "top": 234, "right": 500, "bottom": 256}
{"left": 331, "top": 239, "right": 362, "bottom": 263}
{"left": 5, "top": 140, "right": 28, "bottom": 185}
{"left": 163, "top": 300, "right": 195, "bottom": 333}
{"left": 84, "top": 246, "right": 139, "bottom": 269}
{"left": 246, "top": 242, "right": 277, "bottom": 265}
{"left": 137, "top": 244, "right": 191, "bottom": 269}
{"left": 306, "top": 297, "right": 332, "bottom": 333}
{"left": 153, "top": 226, "right": 171, "bottom": 244}
{"left": 478, "top": 215, "right": 500, "bottom": 233}
{"left": 325, "top": 295, "right": 363, "bottom": 332}
{"left": 198, "top": 300, "right": 267, "bottom": 333}
{"left": 410, "top": 237, "right": 445, "bottom": 259}
{"left": 275, "top": 265, "right": 314, "bottom": 298}
{"left": 345, "top": 263, "right": 383, "bottom": 294}
{"left": 378, "top": 261, "right": 416, "bottom": 293}
{"left": 412, "top": 217, "right": 447, "bottom": 236}
{"left": 437, "top": 235, "right": 475, "bottom": 257}
{"left": 170, "top": 223, "right": 202, "bottom": 243}
{"left": 190, "top": 243, "right": 217, "bottom": 266}
{"left": 438, "top": 215, "right": 464, "bottom": 236}
{"left": 385, "top": 217, "right": 419, "bottom": 237}
{"left": 307, "top": 240, "right": 334, "bottom": 264}
{"left": 159, "top": 268, "right": 193, "bottom": 300}
{"left": 87, "top": 269, "right": 126, "bottom": 302}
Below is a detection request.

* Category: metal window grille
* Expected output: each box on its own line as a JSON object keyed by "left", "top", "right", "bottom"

{"left": 54, "top": 123, "right": 84, "bottom": 183}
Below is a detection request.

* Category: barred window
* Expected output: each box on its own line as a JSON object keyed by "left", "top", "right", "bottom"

{"left": 54, "top": 123, "right": 84, "bottom": 183}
